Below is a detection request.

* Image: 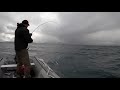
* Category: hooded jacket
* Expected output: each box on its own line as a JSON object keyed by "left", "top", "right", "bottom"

{"left": 14, "top": 23, "right": 33, "bottom": 51}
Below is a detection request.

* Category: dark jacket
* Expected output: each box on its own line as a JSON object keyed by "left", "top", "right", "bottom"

{"left": 14, "top": 23, "right": 33, "bottom": 51}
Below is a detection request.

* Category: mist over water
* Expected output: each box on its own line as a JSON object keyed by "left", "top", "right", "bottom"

{"left": 1, "top": 42, "right": 120, "bottom": 78}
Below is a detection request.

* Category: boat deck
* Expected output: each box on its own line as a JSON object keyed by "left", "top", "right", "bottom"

{"left": 0, "top": 55, "right": 60, "bottom": 78}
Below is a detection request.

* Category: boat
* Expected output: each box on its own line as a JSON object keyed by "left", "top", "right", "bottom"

{"left": 0, "top": 55, "right": 60, "bottom": 78}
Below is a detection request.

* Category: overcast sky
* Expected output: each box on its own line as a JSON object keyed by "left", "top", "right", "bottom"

{"left": 0, "top": 12, "right": 120, "bottom": 45}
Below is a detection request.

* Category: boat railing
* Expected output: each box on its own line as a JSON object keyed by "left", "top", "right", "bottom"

{"left": 34, "top": 56, "right": 60, "bottom": 78}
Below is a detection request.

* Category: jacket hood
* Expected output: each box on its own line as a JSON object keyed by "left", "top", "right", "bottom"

{"left": 17, "top": 23, "right": 25, "bottom": 28}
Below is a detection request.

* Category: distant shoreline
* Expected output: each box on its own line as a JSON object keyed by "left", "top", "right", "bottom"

{"left": 1, "top": 41, "right": 120, "bottom": 47}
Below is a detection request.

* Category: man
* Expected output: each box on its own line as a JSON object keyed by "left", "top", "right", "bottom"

{"left": 14, "top": 20, "right": 33, "bottom": 78}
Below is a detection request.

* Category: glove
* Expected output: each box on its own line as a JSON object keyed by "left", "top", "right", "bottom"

{"left": 29, "top": 33, "right": 32, "bottom": 36}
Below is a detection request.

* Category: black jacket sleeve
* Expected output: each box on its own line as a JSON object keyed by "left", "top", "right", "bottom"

{"left": 23, "top": 29, "right": 33, "bottom": 43}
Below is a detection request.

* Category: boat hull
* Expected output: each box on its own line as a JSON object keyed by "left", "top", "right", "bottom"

{"left": 0, "top": 56, "right": 60, "bottom": 78}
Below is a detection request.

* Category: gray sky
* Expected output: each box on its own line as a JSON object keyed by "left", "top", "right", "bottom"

{"left": 0, "top": 12, "right": 120, "bottom": 45}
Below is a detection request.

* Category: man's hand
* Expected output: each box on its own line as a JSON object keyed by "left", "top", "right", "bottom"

{"left": 29, "top": 33, "right": 32, "bottom": 36}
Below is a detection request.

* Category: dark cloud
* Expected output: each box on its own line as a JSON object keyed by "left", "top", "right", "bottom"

{"left": 47, "top": 12, "right": 120, "bottom": 45}
{"left": 1, "top": 12, "right": 120, "bottom": 45}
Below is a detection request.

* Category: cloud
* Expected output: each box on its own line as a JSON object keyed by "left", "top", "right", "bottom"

{"left": 1, "top": 12, "right": 120, "bottom": 45}
{"left": 0, "top": 33, "right": 14, "bottom": 41}
{"left": 84, "top": 29, "right": 120, "bottom": 45}
{"left": 48, "top": 12, "right": 120, "bottom": 45}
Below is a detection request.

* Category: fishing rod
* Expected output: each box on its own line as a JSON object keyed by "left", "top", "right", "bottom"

{"left": 27, "top": 21, "right": 57, "bottom": 51}
{"left": 31, "top": 21, "right": 57, "bottom": 34}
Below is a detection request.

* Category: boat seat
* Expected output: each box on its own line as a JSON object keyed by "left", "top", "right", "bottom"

{"left": 1, "top": 63, "right": 35, "bottom": 71}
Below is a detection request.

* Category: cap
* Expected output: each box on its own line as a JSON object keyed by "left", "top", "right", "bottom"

{"left": 22, "top": 20, "right": 29, "bottom": 26}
